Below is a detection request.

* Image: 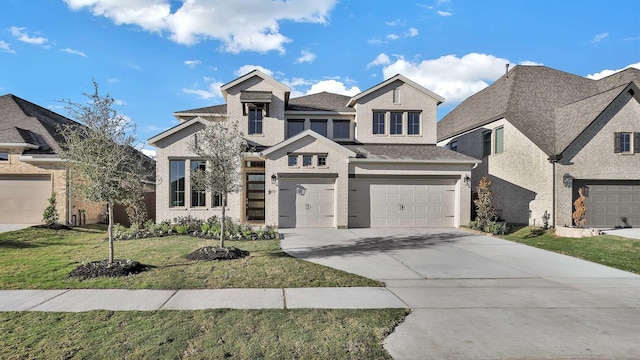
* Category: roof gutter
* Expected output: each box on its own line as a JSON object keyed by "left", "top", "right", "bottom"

{"left": 18, "top": 155, "right": 65, "bottom": 163}
{"left": 349, "top": 158, "right": 481, "bottom": 165}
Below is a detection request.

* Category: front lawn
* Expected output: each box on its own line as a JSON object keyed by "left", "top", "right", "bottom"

{"left": 0, "top": 226, "right": 380, "bottom": 289}
{"left": 502, "top": 227, "right": 640, "bottom": 274}
{"left": 0, "top": 309, "right": 407, "bottom": 359}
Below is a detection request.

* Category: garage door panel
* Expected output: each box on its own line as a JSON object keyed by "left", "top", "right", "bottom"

{"left": 0, "top": 174, "right": 52, "bottom": 223}
{"left": 575, "top": 181, "right": 640, "bottom": 227}
{"left": 278, "top": 179, "right": 335, "bottom": 228}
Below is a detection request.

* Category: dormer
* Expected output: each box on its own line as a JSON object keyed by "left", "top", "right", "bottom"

{"left": 220, "top": 70, "right": 291, "bottom": 146}
{"left": 348, "top": 74, "right": 444, "bottom": 145}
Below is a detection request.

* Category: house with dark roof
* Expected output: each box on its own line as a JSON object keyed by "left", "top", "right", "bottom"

{"left": 437, "top": 65, "right": 640, "bottom": 228}
{"left": 0, "top": 94, "right": 155, "bottom": 225}
{"left": 149, "top": 70, "right": 479, "bottom": 228}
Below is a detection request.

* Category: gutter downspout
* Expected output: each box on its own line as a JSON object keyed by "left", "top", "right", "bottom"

{"left": 548, "top": 154, "right": 562, "bottom": 228}
{"left": 66, "top": 168, "right": 72, "bottom": 225}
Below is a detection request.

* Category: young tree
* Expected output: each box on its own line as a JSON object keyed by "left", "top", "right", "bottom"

{"left": 42, "top": 192, "right": 60, "bottom": 227}
{"left": 188, "top": 120, "right": 247, "bottom": 248}
{"left": 58, "top": 81, "right": 146, "bottom": 264}
{"left": 474, "top": 176, "right": 498, "bottom": 230}
{"left": 573, "top": 187, "right": 587, "bottom": 227}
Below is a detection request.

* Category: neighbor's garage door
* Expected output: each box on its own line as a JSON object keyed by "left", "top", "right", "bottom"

{"left": 0, "top": 174, "right": 52, "bottom": 223}
{"left": 574, "top": 180, "right": 640, "bottom": 228}
{"left": 349, "top": 179, "right": 456, "bottom": 228}
{"left": 278, "top": 178, "right": 335, "bottom": 228}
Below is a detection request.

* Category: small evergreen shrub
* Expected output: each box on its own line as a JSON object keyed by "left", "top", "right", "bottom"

{"left": 42, "top": 193, "right": 60, "bottom": 227}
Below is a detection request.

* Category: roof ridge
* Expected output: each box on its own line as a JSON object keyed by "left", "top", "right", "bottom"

{"left": 558, "top": 82, "right": 630, "bottom": 108}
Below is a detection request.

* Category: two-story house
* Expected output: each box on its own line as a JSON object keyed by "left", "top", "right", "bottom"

{"left": 437, "top": 65, "right": 640, "bottom": 228}
{"left": 149, "top": 70, "right": 479, "bottom": 228}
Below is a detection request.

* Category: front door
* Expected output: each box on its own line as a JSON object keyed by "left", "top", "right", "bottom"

{"left": 246, "top": 173, "right": 265, "bottom": 222}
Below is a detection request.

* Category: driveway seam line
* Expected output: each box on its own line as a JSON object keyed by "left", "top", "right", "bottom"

{"left": 25, "top": 289, "right": 71, "bottom": 311}
{"left": 158, "top": 290, "right": 178, "bottom": 310}
{"left": 282, "top": 288, "right": 287, "bottom": 309}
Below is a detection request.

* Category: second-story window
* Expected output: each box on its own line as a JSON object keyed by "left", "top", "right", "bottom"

{"left": 310, "top": 120, "right": 328, "bottom": 137}
{"left": 407, "top": 112, "right": 420, "bottom": 135}
{"left": 333, "top": 120, "right": 350, "bottom": 139}
{"left": 494, "top": 126, "right": 504, "bottom": 154}
{"left": 287, "top": 119, "right": 305, "bottom": 138}
{"left": 248, "top": 106, "right": 263, "bottom": 135}
{"left": 482, "top": 130, "right": 492, "bottom": 156}
{"left": 373, "top": 112, "right": 385, "bottom": 135}
{"left": 390, "top": 112, "right": 403, "bottom": 135}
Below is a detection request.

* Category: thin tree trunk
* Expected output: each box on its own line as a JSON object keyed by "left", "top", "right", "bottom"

{"left": 220, "top": 193, "right": 226, "bottom": 248}
{"left": 108, "top": 202, "right": 114, "bottom": 264}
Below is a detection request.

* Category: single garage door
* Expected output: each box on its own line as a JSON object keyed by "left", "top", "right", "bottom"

{"left": 574, "top": 180, "right": 640, "bottom": 228}
{"left": 278, "top": 178, "right": 335, "bottom": 228}
{"left": 0, "top": 174, "right": 52, "bottom": 223}
{"left": 349, "top": 179, "right": 456, "bottom": 228}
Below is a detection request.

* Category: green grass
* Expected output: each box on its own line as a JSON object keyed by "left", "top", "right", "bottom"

{"left": 0, "top": 309, "right": 408, "bottom": 359}
{"left": 0, "top": 226, "right": 380, "bottom": 289}
{"left": 502, "top": 226, "right": 640, "bottom": 274}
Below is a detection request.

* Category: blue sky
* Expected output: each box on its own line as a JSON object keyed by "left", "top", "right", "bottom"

{"left": 1, "top": 0, "right": 639, "bottom": 157}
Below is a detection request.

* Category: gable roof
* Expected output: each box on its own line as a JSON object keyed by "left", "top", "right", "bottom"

{"left": 348, "top": 74, "right": 445, "bottom": 107}
{"left": 287, "top": 92, "right": 354, "bottom": 113}
{"left": 437, "top": 65, "right": 640, "bottom": 156}
{"left": 147, "top": 117, "right": 208, "bottom": 145}
{"left": 261, "top": 129, "right": 356, "bottom": 157}
{"left": 0, "top": 94, "right": 78, "bottom": 154}
{"left": 174, "top": 104, "right": 227, "bottom": 117}
{"left": 220, "top": 69, "right": 290, "bottom": 101}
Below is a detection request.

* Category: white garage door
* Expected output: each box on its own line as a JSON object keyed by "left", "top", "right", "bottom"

{"left": 278, "top": 178, "right": 335, "bottom": 228}
{"left": 0, "top": 174, "right": 52, "bottom": 223}
{"left": 349, "top": 179, "right": 456, "bottom": 228}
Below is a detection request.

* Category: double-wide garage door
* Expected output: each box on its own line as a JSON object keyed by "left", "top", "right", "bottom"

{"left": 0, "top": 174, "right": 52, "bottom": 223}
{"left": 349, "top": 179, "right": 456, "bottom": 228}
{"left": 278, "top": 179, "right": 335, "bottom": 228}
{"left": 574, "top": 180, "right": 640, "bottom": 228}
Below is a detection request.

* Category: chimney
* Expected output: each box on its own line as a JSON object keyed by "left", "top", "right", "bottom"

{"left": 505, "top": 63, "right": 510, "bottom": 78}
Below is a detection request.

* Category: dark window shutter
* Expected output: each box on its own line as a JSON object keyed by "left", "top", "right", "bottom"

{"left": 614, "top": 132, "right": 621, "bottom": 153}
{"left": 635, "top": 132, "right": 640, "bottom": 153}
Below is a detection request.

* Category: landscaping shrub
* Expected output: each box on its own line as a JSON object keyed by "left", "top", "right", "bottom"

{"left": 42, "top": 193, "right": 60, "bottom": 227}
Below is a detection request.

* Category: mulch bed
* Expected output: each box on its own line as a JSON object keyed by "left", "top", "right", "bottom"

{"left": 186, "top": 246, "right": 250, "bottom": 261}
{"left": 69, "top": 259, "right": 149, "bottom": 280}
{"left": 34, "top": 224, "right": 72, "bottom": 230}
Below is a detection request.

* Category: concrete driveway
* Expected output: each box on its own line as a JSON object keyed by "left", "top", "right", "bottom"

{"left": 0, "top": 224, "right": 36, "bottom": 233}
{"left": 281, "top": 228, "right": 640, "bottom": 359}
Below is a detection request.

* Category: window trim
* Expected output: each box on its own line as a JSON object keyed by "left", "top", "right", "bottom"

{"left": 288, "top": 154, "right": 298, "bottom": 167}
{"left": 190, "top": 160, "right": 206, "bottom": 208}
{"left": 310, "top": 119, "right": 328, "bottom": 137}
{"left": 407, "top": 111, "right": 421, "bottom": 135}
{"left": 482, "top": 130, "right": 492, "bottom": 157}
{"left": 390, "top": 112, "right": 403, "bottom": 135}
{"left": 317, "top": 155, "right": 327, "bottom": 167}
{"left": 287, "top": 119, "right": 305, "bottom": 139}
{"left": 302, "top": 155, "right": 313, "bottom": 167}
{"left": 373, "top": 112, "right": 385, "bottom": 135}
{"left": 169, "top": 159, "right": 186, "bottom": 208}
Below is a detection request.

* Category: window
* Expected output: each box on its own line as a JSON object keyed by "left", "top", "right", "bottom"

{"left": 190, "top": 160, "right": 206, "bottom": 207}
{"left": 333, "top": 120, "right": 350, "bottom": 139}
{"left": 169, "top": 160, "right": 185, "bottom": 207}
{"left": 482, "top": 131, "right": 492, "bottom": 156}
{"left": 393, "top": 87, "right": 401, "bottom": 104}
{"left": 310, "top": 120, "right": 328, "bottom": 137}
{"left": 317, "top": 155, "right": 327, "bottom": 167}
{"left": 615, "top": 132, "right": 633, "bottom": 153}
{"left": 302, "top": 155, "right": 313, "bottom": 167}
{"left": 288, "top": 155, "right": 298, "bottom": 167}
{"left": 212, "top": 194, "right": 226, "bottom": 207}
{"left": 287, "top": 119, "right": 305, "bottom": 138}
{"left": 450, "top": 141, "right": 458, "bottom": 152}
{"left": 248, "top": 107, "right": 263, "bottom": 134}
{"left": 373, "top": 112, "right": 385, "bottom": 135}
{"left": 0, "top": 152, "right": 8, "bottom": 161}
{"left": 390, "top": 112, "right": 403, "bottom": 135}
{"left": 494, "top": 126, "right": 504, "bottom": 154}
{"left": 407, "top": 112, "right": 420, "bottom": 135}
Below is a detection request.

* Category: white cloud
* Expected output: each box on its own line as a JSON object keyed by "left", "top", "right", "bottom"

{"left": 586, "top": 62, "right": 640, "bottom": 80}
{"left": 366, "top": 53, "right": 391, "bottom": 69}
{"left": 61, "top": 48, "right": 87, "bottom": 57}
{"left": 368, "top": 38, "right": 384, "bottom": 45}
{"left": 140, "top": 147, "right": 157, "bottom": 159}
{"left": 107, "top": 78, "right": 120, "bottom": 83}
{"left": 9, "top": 26, "right": 48, "bottom": 45}
{"left": 0, "top": 40, "right": 15, "bottom": 54}
{"left": 184, "top": 60, "right": 202, "bottom": 68}
{"left": 296, "top": 50, "right": 316, "bottom": 64}
{"left": 114, "top": 99, "right": 126, "bottom": 106}
{"left": 182, "top": 80, "right": 224, "bottom": 100}
{"left": 519, "top": 60, "right": 544, "bottom": 66}
{"left": 590, "top": 32, "right": 609, "bottom": 43}
{"left": 386, "top": 33, "right": 400, "bottom": 40}
{"left": 405, "top": 28, "right": 419, "bottom": 37}
{"left": 380, "top": 53, "right": 529, "bottom": 105}
{"left": 306, "top": 80, "right": 361, "bottom": 96}
{"left": 235, "top": 65, "right": 273, "bottom": 77}
{"left": 140, "top": 124, "right": 167, "bottom": 133}
{"left": 436, "top": 10, "right": 453, "bottom": 16}
{"left": 385, "top": 19, "right": 406, "bottom": 26}
{"left": 64, "top": 0, "right": 338, "bottom": 53}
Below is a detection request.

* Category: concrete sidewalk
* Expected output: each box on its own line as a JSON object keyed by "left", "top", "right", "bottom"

{"left": 0, "top": 287, "right": 406, "bottom": 312}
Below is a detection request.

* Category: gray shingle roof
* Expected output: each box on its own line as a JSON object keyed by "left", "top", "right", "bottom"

{"left": 344, "top": 144, "right": 479, "bottom": 162}
{"left": 0, "top": 94, "right": 77, "bottom": 154}
{"left": 437, "top": 66, "right": 640, "bottom": 156}
{"left": 287, "top": 92, "right": 354, "bottom": 112}
{"left": 174, "top": 104, "right": 227, "bottom": 115}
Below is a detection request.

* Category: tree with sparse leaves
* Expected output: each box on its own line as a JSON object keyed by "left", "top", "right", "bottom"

{"left": 573, "top": 187, "right": 587, "bottom": 227}
{"left": 188, "top": 119, "right": 247, "bottom": 248}
{"left": 58, "top": 81, "right": 149, "bottom": 264}
{"left": 474, "top": 176, "right": 498, "bottom": 230}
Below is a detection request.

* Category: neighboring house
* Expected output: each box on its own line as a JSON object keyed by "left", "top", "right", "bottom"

{"left": 149, "top": 70, "right": 479, "bottom": 228}
{"left": 437, "top": 65, "right": 640, "bottom": 228}
{"left": 0, "top": 94, "right": 155, "bottom": 225}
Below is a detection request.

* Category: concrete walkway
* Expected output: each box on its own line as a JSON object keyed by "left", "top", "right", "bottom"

{"left": 0, "top": 287, "right": 405, "bottom": 312}
{"left": 280, "top": 228, "right": 640, "bottom": 360}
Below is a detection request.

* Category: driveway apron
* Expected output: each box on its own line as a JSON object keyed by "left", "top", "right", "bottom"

{"left": 280, "top": 228, "right": 640, "bottom": 360}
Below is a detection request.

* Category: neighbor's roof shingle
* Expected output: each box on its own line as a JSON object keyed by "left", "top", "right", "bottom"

{"left": 437, "top": 66, "right": 640, "bottom": 156}
{"left": 344, "top": 144, "right": 479, "bottom": 162}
